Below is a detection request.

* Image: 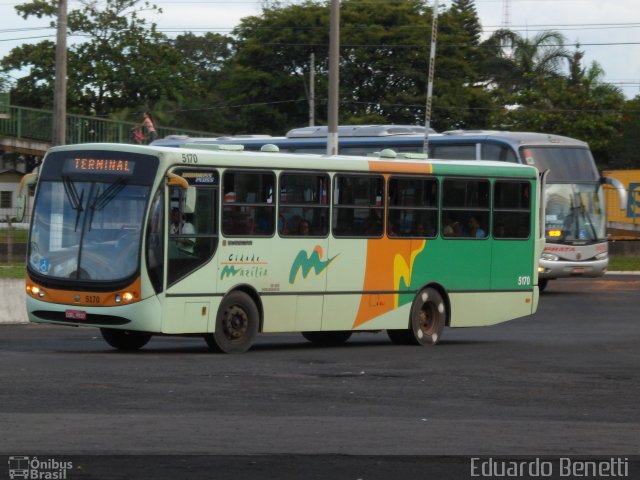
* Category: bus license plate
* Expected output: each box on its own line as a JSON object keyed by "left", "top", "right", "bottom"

{"left": 572, "top": 267, "right": 585, "bottom": 274}
{"left": 65, "top": 309, "right": 87, "bottom": 320}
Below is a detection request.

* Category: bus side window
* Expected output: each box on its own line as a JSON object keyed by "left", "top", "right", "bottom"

{"left": 387, "top": 176, "right": 438, "bottom": 238}
{"left": 222, "top": 171, "right": 275, "bottom": 236}
{"left": 441, "top": 178, "right": 490, "bottom": 239}
{"left": 333, "top": 174, "right": 384, "bottom": 237}
{"left": 482, "top": 143, "right": 518, "bottom": 163}
{"left": 493, "top": 181, "right": 531, "bottom": 239}
{"left": 431, "top": 144, "right": 476, "bottom": 160}
{"left": 279, "top": 172, "right": 329, "bottom": 237}
{"left": 167, "top": 170, "right": 220, "bottom": 286}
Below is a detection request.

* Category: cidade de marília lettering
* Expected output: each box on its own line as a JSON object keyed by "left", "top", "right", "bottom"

{"left": 470, "top": 457, "right": 629, "bottom": 477}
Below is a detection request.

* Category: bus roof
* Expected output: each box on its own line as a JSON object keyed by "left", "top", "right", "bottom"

{"left": 440, "top": 130, "right": 589, "bottom": 148}
{"left": 48, "top": 143, "right": 539, "bottom": 179}
{"left": 152, "top": 127, "right": 589, "bottom": 151}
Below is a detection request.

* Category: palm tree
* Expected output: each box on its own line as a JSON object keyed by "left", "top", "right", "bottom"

{"left": 482, "top": 29, "right": 571, "bottom": 94}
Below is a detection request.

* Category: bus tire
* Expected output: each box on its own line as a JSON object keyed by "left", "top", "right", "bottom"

{"left": 302, "top": 331, "right": 352, "bottom": 345}
{"left": 408, "top": 287, "right": 446, "bottom": 346}
{"left": 387, "top": 329, "right": 412, "bottom": 345}
{"left": 538, "top": 278, "right": 549, "bottom": 292}
{"left": 100, "top": 328, "right": 152, "bottom": 351}
{"left": 206, "top": 291, "right": 258, "bottom": 354}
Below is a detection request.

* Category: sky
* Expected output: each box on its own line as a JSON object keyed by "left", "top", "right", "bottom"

{"left": 1, "top": 0, "right": 639, "bottom": 99}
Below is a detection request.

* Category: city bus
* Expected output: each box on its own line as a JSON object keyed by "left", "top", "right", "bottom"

{"left": 154, "top": 126, "right": 627, "bottom": 291}
{"left": 20, "top": 143, "right": 543, "bottom": 352}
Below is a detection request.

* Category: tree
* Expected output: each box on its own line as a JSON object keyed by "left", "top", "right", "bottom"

{"left": 488, "top": 47, "right": 625, "bottom": 168}
{"left": 610, "top": 96, "right": 640, "bottom": 169}
{"left": 434, "top": 0, "right": 492, "bottom": 129}
{"left": 2, "top": 0, "right": 194, "bottom": 117}
{"left": 482, "top": 29, "right": 571, "bottom": 98}
{"left": 215, "top": 0, "right": 493, "bottom": 134}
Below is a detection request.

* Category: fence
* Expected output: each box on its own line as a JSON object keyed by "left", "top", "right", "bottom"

{"left": 0, "top": 104, "right": 221, "bottom": 145}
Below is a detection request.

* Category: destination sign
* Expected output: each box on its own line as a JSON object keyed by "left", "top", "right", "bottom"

{"left": 63, "top": 157, "right": 135, "bottom": 175}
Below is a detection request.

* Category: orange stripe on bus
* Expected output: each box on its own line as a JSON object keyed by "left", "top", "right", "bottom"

{"left": 367, "top": 160, "right": 433, "bottom": 174}
{"left": 26, "top": 274, "right": 142, "bottom": 307}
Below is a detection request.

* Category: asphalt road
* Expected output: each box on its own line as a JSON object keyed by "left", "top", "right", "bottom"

{"left": 1, "top": 275, "right": 638, "bottom": 479}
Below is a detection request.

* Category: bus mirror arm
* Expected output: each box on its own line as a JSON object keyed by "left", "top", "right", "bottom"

{"left": 601, "top": 176, "right": 627, "bottom": 211}
{"left": 166, "top": 172, "right": 189, "bottom": 189}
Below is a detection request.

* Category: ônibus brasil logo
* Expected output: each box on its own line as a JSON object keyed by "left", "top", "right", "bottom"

{"left": 289, "top": 246, "right": 338, "bottom": 284}
{"left": 8, "top": 456, "right": 73, "bottom": 479}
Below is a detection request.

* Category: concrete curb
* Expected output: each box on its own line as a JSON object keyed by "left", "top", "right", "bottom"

{"left": 0, "top": 278, "right": 28, "bottom": 324}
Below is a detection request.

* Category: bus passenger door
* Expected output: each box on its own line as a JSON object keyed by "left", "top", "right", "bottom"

{"left": 163, "top": 170, "right": 219, "bottom": 334}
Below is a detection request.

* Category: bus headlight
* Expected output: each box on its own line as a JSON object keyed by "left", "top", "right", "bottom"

{"left": 122, "top": 292, "right": 134, "bottom": 302}
{"left": 26, "top": 285, "right": 45, "bottom": 298}
{"left": 115, "top": 292, "right": 135, "bottom": 303}
{"left": 541, "top": 252, "right": 559, "bottom": 261}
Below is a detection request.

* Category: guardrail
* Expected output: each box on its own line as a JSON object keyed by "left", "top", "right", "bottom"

{"left": 0, "top": 104, "right": 221, "bottom": 144}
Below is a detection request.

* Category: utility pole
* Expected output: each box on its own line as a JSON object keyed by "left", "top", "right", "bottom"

{"left": 502, "top": 0, "right": 511, "bottom": 27}
{"left": 327, "top": 0, "right": 339, "bottom": 155}
{"left": 309, "top": 52, "right": 315, "bottom": 126}
{"left": 52, "top": 0, "right": 68, "bottom": 146}
{"left": 423, "top": 0, "right": 438, "bottom": 156}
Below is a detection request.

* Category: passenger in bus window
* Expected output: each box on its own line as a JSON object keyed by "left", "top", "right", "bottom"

{"left": 297, "top": 219, "right": 312, "bottom": 235}
{"left": 443, "top": 216, "right": 462, "bottom": 237}
{"left": 170, "top": 207, "right": 196, "bottom": 254}
{"left": 414, "top": 223, "right": 426, "bottom": 237}
{"left": 467, "top": 215, "right": 486, "bottom": 238}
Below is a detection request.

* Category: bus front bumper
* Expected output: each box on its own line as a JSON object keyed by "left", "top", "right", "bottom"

{"left": 539, "top": 257, "right": 607, "bottom": 280}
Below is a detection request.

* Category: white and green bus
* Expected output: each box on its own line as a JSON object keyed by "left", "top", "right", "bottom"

{"left": 21, "top": 143, "right": 544, "bottom": 353}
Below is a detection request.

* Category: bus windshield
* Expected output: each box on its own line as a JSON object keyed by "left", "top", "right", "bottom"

{"left": 28, "top": 151, "right": 158, "bottom": 282}
{"left": 520, "top": 147, "right": 599, "bottom": 182}
{"left": 544, "top": 183, "right": 606, "bottom": 243}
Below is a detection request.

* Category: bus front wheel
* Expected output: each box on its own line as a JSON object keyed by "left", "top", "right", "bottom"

{"left": 100, "top": 328, "right": 152, "bottom": 351}
{"left": 206, "top": 291, "right": 259, "bottom": 354}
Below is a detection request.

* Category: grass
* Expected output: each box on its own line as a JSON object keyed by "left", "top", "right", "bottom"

{"left": 0, "top": 229, "right": 29, "bottom": 243}
{"left": 0, "top": 263, "right": 26, "bottom": 279}
{"left": 608, "top": 256, "right": 640, "bottom": 272}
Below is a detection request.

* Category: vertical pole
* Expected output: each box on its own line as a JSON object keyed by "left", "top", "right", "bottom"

{"left": 423, "top": 0, "right": 438, "bottom": 156}
{"left": 52, "top": 0, "right": 68, "bottom": 146}
{"left": 327, "top": 0, "right": 340, "bottom": 156}
{"left": 309, "top": 52, "right": 315, "bottom": 127}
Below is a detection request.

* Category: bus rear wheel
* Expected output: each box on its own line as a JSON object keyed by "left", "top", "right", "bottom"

{"left": 100, "top": 328, "right": 152, "bottom": 351}
{"left": 410, "top": 287, "right": 445, "bottom": 345}
{"left": 206, "top": 291, "right": 259, "bottom": 354}
{"left": 302, "top": 331, "right": 352, "bottom": 345}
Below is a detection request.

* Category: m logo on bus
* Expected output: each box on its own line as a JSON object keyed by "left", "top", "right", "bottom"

{"left": 289, "top": 246, "right": 338, "bottom": 284}
{"left": 628, "top": 183, "right": 640, "bottom": 218}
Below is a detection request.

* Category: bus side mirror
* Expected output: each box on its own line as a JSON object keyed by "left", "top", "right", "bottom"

{"left": 183, "top": 186, "right": 196, "bottom": 214}
{"left": 602, "top": 176, "right": 627, "bottom": 211}
{"left": 16, "top": 173, "right": 37, "bottom": 223}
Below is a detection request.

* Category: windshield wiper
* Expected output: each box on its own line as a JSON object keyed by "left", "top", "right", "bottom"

{"left": 88, "top": 178, "right": 127, "bottom": 230}
{"left": 570, "top": 189, "right": 598, "bottom": 241}
{"left": 62, "top": 176, "right": 85, "bottom": 231}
